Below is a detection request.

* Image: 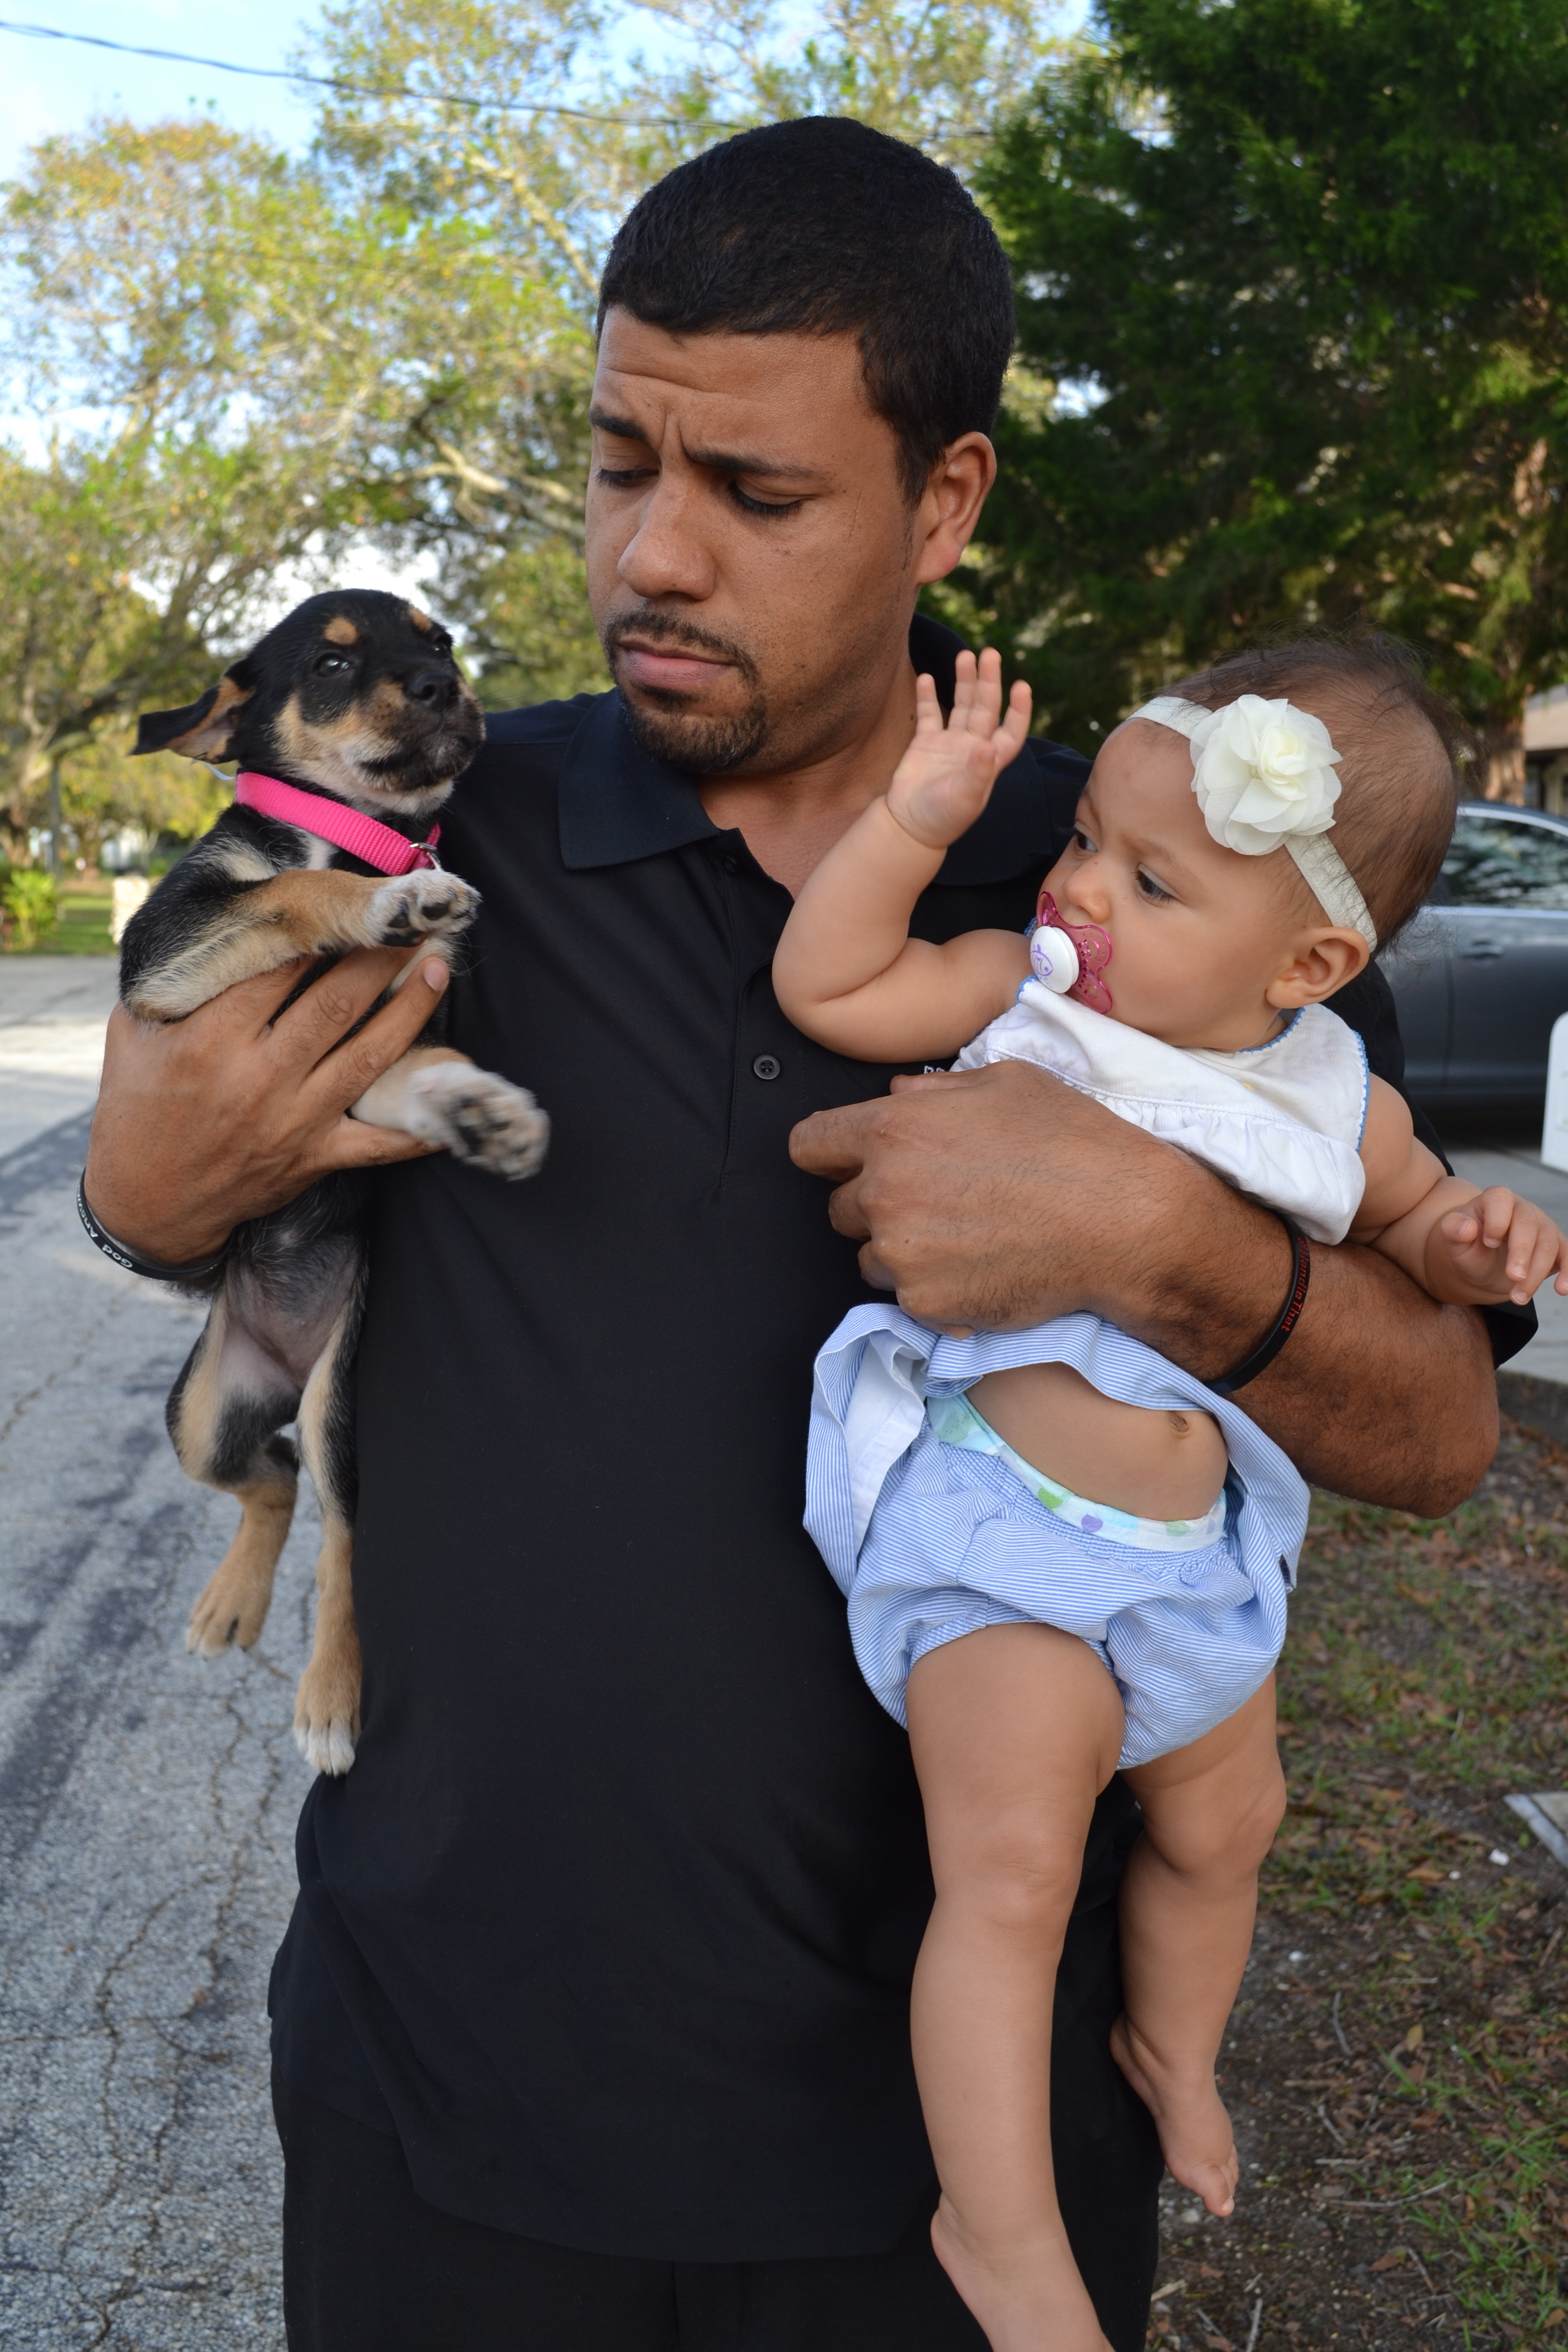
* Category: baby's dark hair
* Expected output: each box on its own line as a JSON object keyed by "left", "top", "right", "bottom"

{"left": 1168, "top": 634, "right": 1471, "bottom": 947}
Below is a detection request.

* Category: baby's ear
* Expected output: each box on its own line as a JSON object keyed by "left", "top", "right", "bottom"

{"left": 1266, "top": 928, "right": 1370, "bottom": 1009}
{"left": 134, "top": 658, "right": 257, "bottom": 760}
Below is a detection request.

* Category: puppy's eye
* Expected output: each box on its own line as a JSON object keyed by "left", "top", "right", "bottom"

{"left": 314, "top": 652, "right": 353, "bottom": 675}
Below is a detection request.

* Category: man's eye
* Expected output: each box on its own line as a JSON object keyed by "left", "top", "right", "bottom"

{"left": 1137, "top": 868, "right": 1173, "bottom": 903}
{"left": 730, "top": 484, "right": 803, "bottom": 519}
{"left": 597, "top": 466, "right": 653, "bottom": 489}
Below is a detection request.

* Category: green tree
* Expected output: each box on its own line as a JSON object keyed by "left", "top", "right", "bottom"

{"left": 966, "top": 0, "right": 1568, "bottom": 793}
{"left": 0, "top": 0, "right": 1070, "bottom": 834}
{"left": 302, "top": 0, "right": 1068, "bottom": 698}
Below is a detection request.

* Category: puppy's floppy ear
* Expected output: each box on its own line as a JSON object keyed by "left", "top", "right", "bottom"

{"left": 134, "top": 660, "right": 256, "bottom": 760}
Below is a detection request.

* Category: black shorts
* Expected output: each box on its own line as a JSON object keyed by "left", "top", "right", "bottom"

{"left": 275, "top": 2071, "right": 1156, "bottom": 2351}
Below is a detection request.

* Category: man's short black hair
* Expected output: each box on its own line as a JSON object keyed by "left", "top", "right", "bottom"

{"left": 598, "top": 116, "right": 1016, "bottom": 501}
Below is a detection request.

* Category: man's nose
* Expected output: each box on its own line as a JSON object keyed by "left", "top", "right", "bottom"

{"left": 617, "top": 474, "right": 719, "bottom": 604}
{"left": 404, "top": 667, "right": 458, "bottom": 710}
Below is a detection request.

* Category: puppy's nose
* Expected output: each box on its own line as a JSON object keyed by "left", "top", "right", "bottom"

{"left": 405, "top": 667, "right": 458, "bottom": 709}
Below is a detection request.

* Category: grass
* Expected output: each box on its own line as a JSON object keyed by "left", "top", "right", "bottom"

{"left": 1272, "top": 1484, "right": 1568, "bottom": 2340}
{"left": 1146, "top": 1422, "right": 1568, "bottom": 2350}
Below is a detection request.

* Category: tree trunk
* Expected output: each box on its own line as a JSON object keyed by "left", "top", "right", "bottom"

{"left": 46, "top": 762, "right": 62, "bottom": 876}
{"left": 1482, "top": 715, "right": 1527, "bottom": 804}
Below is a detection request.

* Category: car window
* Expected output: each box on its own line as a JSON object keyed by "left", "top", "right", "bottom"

{"left": 1440, "top": 815, "right": 1568, "bottom": 909}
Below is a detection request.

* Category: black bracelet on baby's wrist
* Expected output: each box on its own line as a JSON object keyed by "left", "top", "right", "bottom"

{"left": 77, "top": 1174, "right": 231, "bottom": 1283}
{"left": 1208, "top": 1214, "right": 1311, "bottom": 1398}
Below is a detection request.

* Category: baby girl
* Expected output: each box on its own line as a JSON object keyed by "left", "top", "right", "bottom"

{"left": 773, "top": 638, "right": 1567, "bottom": 2352}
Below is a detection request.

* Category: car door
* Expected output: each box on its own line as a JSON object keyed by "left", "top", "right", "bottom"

{"left": 1379, "top": 905, "right": 1451, "bottom": 1108}
{"left": 1441, "top": 808, "right": 1568, "bottom": 1105}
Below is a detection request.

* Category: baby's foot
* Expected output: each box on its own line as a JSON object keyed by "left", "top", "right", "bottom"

{"left": 930, "top": 2200, "right": 1114, "bottom": 2352}
{"left": 1110, "top": 2015, "right": 1239, "bottom": 2216}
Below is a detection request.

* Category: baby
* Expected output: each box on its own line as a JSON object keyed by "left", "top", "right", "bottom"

{"left": 773, "top": 638, "right": 1567, "bottom": 2352}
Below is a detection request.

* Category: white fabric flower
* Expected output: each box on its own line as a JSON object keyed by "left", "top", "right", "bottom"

{"left": 1187, "top": 695, "right": 1342, "bottom": 856}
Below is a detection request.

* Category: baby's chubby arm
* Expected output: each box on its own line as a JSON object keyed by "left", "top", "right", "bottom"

{"left": 773, "top": 650, "right": 1035, "bottom": 1062}
{"left": 1353, "top": 1075, "right": 1568, "bottom": 1307}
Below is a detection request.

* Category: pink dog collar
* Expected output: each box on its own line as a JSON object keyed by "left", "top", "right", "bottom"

{"left": 235, "top": 772, "right": 441, "bottom": 875}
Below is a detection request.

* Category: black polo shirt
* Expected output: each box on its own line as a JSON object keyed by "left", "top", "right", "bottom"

{"left": 269, "top": 616, "right": 1530, "bottom": 2264}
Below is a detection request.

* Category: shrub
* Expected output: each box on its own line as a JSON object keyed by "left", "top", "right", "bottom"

{"left": 1, "top": 867, "right": 59, "bottom": 949}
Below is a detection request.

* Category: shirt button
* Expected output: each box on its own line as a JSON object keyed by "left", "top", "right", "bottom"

{"left": 721, "top": 853, "right": 741, "bottom": 875}
{"left": 752, "top": 1054, "right": 782, "bottom": 1082}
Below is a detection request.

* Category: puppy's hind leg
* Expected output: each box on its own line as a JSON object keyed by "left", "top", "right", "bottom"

{"left": 292, "top": 1278, "right": 365, "bottom": 1776}
{"left": 170, "top": 1289, "right": 302, "bottom": 1656}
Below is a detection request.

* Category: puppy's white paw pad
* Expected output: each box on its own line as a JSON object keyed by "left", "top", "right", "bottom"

{"left": 367, "top": 870, "right": 479, "bottom": 944}
{"left": 407, "top": 1067, "right": 550, "bottom": 1180}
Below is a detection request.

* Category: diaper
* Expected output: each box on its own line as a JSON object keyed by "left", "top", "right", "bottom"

{"left": 805, "top": 1307, "right": 1306, "bottom": 1770}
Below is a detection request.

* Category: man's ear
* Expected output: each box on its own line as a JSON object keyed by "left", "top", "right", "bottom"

{"left": 1266, "top": 927, "right": 1371, "bottom": 1009}
{"left": 913, "top": 432, "right": 997, "bottom": 589}
{"left": 134, "top": 663, "right": 255, "bottom": 760}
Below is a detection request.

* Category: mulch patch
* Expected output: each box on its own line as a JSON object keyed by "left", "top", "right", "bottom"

{"left": 1143, "top": 1416, "right": 1568, "bottom": 2350}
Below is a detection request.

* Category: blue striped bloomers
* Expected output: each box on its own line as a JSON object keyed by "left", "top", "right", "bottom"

{"left": 804, "top": 1306, "right": 1310, "bottom": 1770}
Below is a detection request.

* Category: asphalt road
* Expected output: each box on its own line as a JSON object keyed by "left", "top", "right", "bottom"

{"left": 0, "top": 961, "right": 300, "bottom": 2348}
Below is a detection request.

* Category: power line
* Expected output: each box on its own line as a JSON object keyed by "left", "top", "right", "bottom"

{"left": 0, "top": 16, "right": 732, "bottom": 131}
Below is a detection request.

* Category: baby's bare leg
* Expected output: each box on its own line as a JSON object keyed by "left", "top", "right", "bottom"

{"left": 1116, "top": 1681, "right": 1286, "bottom": 2216}
{"left": 906, "top": 1622, "right": 1125, "bottom": 2352}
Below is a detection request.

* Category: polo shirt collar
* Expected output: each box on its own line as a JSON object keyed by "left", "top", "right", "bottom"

{"left": 558, "top": 615, "right": 1058, "bottom": 886}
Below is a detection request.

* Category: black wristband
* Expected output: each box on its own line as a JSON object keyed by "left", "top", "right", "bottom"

{"left": 77, "top": 1174, "right": 230, "bottom": 1283}
{"left": 1208, "top": 1215, "right": 1311, "bottom": 1398}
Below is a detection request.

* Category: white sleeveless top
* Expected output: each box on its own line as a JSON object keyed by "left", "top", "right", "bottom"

{"left": 953, "top": 986, "right": 1370, "bottom": 1243}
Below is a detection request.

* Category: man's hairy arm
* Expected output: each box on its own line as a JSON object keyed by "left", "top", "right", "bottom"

{"left": 85, "top": 949, "right": 452, "bottom": 1265}
{"left": 790, "top": 1061, "right": 1497, "bottom": 1517}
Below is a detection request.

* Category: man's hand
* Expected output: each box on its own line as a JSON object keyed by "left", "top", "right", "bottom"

{"left": 85, "top": 949, "right": 452, "bottom": 1266}
{"left": 790, "top": 1060, "right": 1499, "bottom": 1516}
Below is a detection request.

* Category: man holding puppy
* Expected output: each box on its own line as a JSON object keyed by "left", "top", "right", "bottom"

{"left": 87, "top": 119, "right": 1521, "bottom": 2350}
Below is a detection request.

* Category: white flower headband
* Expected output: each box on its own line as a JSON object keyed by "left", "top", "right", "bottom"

{"left": 1132, "top": 693, "right": 1378, "bottom": 951}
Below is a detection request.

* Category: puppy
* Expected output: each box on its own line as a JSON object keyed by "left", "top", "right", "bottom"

{"left": 120, "top": 589, "right": 547, "bottom": 1773}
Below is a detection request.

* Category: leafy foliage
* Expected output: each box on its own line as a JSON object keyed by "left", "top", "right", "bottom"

{"left": 0, "top": 0, "right": 1066, "bottom": 856}
{"left": 0, "top": 867, "right": 58, "bottom": 947}
{"left": 967, "top": 0, "right": 1568, "bottom": 787}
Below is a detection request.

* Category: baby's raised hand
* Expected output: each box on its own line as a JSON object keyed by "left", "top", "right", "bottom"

{"left": 887, "top": 649, "right": 1033, "bottom": 850}
{"left": 1435, "top": 1187, "right": 1568, "bottom": 1306}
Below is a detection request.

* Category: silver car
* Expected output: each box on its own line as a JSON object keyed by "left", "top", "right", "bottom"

{"left": 1382, "top": 801, "right": 1568, "bottom": 1114}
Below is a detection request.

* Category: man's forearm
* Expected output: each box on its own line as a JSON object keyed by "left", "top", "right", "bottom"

{"left": 1102, "top": 1185, "right": 1498, "bottom": 1515}
{"left": 790, "top": 1063, "right": 1500, "bottom": 1520}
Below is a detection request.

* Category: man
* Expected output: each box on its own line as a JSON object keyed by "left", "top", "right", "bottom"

{"left": 85, "top": 119, "right": 1524, "bottom": 2351}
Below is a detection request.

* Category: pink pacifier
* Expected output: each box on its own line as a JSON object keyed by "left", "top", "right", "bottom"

{"left": 1030, "top": 889, "right": 1113, "bottom": 1014}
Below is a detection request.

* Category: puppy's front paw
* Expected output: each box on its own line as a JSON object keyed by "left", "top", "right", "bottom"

{"left": 187, "top": 1563, "right": 269, "bottom": 1655}
{"left": 366, "top": 869, "right": 479, "bottom": 945}
{"left": 293, "top": 1660, "right": 359, "bottom": 1776}
{"left": 404, "top": 1064, "right": 550, "bottom": 1180}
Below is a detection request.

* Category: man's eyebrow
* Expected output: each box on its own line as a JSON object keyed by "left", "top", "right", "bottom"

{"left": 589, "top": 406, "right": 652, "bottom": 444}
{"left": 588, "top": 407, "right": 828, "bottom": 484}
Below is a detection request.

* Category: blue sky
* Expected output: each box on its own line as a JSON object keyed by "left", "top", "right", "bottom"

{"left": 0, "top": 1, "right": 1091, "bottom": 180}
{"left": 0, "top": 0, "right": 780, "bottom": 177}
{"left": 0, "top": 2, "right": 318, "bottom": 177}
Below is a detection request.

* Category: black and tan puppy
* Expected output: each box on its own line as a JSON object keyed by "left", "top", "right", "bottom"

{"left": 120, "top": 589, "right": 547, "bottom": 1773}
